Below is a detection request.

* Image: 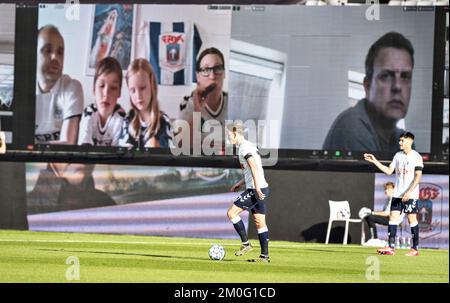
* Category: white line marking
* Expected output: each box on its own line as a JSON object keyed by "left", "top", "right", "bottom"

{"left": 0, "top": 238, "right": 360, "bottom": 249}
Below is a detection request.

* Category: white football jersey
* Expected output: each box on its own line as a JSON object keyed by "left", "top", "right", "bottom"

{"left": 35, "top": 74, "right": 84, "bottom": 143}
{"left": 238, "top": 139, "right": 268, "bottom": 190}
{"left": 389, "top": 150, "right": 424, "bottom": 199}
{"left": 78, "top": 103, "right": 126, "bottom": 146}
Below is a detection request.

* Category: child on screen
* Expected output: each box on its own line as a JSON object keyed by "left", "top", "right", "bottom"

{"left": 119, "top": 58, "right": 173, "bottom": 148}
{"left": 78, "top": 57, "right": 126, "bottom": 146}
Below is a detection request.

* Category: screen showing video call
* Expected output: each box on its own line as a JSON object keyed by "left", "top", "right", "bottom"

{"left": 9, "top": 3, "right": 448, "bottom": 161}
{"left": 0, "top": 4, "right": 15, "bottom": 145}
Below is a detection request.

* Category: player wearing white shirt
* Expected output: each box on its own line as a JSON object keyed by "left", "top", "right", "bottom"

{"left": 238, "top": 139, "right": 269, "bottom": 190}
{"left": 364, "top": 132, "right": 423, "bottom": 256}
{"left": 35, "top": 25, "right": 83, "bottom": 145}
{"left": 390, "top": 149, "right": 423, "bottom": 200}
{"left": 226, "top": 121, "right": 271, "bottom": 263}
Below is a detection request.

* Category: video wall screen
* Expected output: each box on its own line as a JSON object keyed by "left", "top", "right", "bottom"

{"left": 35, "top": 3, "right": 231, "bottom": 150}
{"left": 8, "top": 3, "right": 447, "bottom": 162}
{"left": 0, "top": 4, "right": 15, "bottom": 144}
{"left": 232, "top": 6, "right": 435, "bottom": 155}
{"left": 26, "top": 162, "right": 246, "bottom": 239}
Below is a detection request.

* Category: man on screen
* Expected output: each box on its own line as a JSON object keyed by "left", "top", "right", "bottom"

{"left": 323, "top": 32, "right": 414, "bottom": 153}
{"left": 35, "top": 25, "right": 84, "bottom": 145}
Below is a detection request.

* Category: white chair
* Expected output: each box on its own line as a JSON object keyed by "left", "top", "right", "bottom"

{"left": 325, "top": 200, "right": 363, "bottom": 245}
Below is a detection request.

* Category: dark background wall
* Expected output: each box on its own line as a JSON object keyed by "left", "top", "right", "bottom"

{"left": 247, "top": 169, "right": 374, "bottom": 244}
{"left": 0, "top": 162, "right": 28, "bottom": 230}
{"left": 0, "top": 161, "right": 374, "bottom": 243}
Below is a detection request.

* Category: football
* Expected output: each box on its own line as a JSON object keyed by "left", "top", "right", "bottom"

{"left": 208, "top": 244, "right": 226, "bottom": 261}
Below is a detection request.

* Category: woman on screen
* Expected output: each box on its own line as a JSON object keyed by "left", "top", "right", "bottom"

{"left": 119, "top": 58, "right": 173, "bottom": 148}
{"left": 175, "top": 47, "right": 228, "bottom": 150}
{"left": 78, "top": 57, "right": 126, "bottom": 146}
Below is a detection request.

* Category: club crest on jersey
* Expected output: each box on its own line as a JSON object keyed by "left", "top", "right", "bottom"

{"left": 159, "top": 32, "right": 186, "bottom": 72}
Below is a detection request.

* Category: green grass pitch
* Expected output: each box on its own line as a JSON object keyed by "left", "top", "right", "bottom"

{"left": 0, "top": 230, "right": 448, "bottom": 283}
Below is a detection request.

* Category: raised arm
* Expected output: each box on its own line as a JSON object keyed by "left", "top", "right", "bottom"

{"left": 364, "top": 153, "right": 395, "bottom": 175}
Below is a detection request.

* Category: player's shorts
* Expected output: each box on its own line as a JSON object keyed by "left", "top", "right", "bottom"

{"left": 390, "top": 198, "right": 418, "bottom": 214}
{"left": 233, "top": 187, "right": 269, "bottom": 215}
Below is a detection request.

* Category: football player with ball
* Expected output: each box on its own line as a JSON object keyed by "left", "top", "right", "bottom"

{"left": 226, "top": 121, "right": 271, "bottom": 263}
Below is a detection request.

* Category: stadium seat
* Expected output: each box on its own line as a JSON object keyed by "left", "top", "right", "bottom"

{"left": 325, "top": 200, "right": 364, "bottom": 245}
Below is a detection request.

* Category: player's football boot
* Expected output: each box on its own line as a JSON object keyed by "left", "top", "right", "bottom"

{"left": 405, "top": 249, "right": 419, "bottom": 257}
{"left": 235, "top": 243, "right": 253, "bottom": 256}
{"left": 377, "top": 247, "right": 396, "bottom": 255}
{"left": 248, "top": 255, "right": 270, "bottom": 263}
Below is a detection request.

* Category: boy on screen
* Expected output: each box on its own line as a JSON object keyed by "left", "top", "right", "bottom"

{"left": 78, "top": 57, "right": 126, "bottom": 146}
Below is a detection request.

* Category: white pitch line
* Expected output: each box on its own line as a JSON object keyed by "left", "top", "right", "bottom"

{"left": 0, "top": 238, "right": 359, "bottom": 249}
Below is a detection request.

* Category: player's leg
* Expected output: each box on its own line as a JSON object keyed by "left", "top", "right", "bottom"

{"left": 248, "top": 187, "right": 270, "bottom": 263}
{"left": 228, "top": 191, "right": 253, "bottom": 256}
{"left": 387, "top": 211, "right": 401, "bottom": 247}
{"left": 404, "top": 199, "right": 420, "bottom": 256}
{"left": 227, "top": 204, "right": 250, "bottom": 247}
{"left": 365, "top": 215, "right": 380, "bottom": 239}
{"left": 253, "top": 213, "right": 270, "bottom": 259}
{"left": 377, "top": 198, "right": 402, "bottom": 254}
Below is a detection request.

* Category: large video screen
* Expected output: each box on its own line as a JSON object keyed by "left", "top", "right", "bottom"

{"left": 231, "top": 6, "right": 435, "bottom": 155}
{"left": 26, "top": 4, "right": 446, "bottom": 162}
{"left": 0, "top": 4, "right": 15, "bottom": 145}
{"left": 26, "top": 162, "right": 245, "bottom": 238}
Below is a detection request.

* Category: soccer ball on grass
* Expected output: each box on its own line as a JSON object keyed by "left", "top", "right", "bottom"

{"left": 208, "top": 244, "right": 226, "bottom": 261}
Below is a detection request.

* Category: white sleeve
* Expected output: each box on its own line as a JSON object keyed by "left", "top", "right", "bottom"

{"left": 77, "top": 112, "right": 93, "bottom": 145}
{"left": 415, "top": 152, "right": 424, "bottom": 169}
{"left": 389, "top": 153, "right": 398, "bottom": 170}
{"left": 240, "top": 143, "right": 255, "bottom": 160}
{"left": 62, "top": 78, "right": 84, "bottom": 120}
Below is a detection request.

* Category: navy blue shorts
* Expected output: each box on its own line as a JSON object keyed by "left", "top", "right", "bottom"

{"left": 233, "top": 187, "right": 269, "bottom": 215}
{"left": 390, "top": 198, "right": 418, "bottom": 214}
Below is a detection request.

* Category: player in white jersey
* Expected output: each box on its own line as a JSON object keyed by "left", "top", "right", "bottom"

{"left": 35, "top": 25, "right": 83, "bottom": 144}
{"left": 226, "top": 121, "right": 271, "bottom": 263}
{"left": 364, "top": 132, "right": 423, "bottom": 256}
{"left": 78, "top": 57, "right": 126, "bottom": 146}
